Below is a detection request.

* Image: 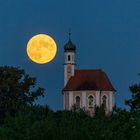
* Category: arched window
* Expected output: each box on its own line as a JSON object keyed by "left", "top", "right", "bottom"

{"left": 88, "top": 95, "right": 94, "bottom": 108}
{"left": 75, "top": 96, "right": 80, "bottom": 108}
{"left": 102, "top": 95, "right": 107, "bottom": 110}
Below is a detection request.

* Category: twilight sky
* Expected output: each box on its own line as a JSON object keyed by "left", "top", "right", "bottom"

{"left": 0, "top": 0, "right": 140, "bottom": 110}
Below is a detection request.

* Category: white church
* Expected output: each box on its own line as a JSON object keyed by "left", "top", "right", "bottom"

{"left": 63, "top": 34, "right": 116, "bottom": 115}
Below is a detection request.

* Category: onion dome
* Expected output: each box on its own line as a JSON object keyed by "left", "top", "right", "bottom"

{"left": 64, "top": 32, "right": 76, "bottom": 52}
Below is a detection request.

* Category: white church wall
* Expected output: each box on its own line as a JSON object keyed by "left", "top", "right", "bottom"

{"left": 113, "top": 92, "right": 115, "bottom": 107}
{"left": 109, "top": 91, "right": 113, "bottom": 112}
{"left": 69, "top": 91, "right": 74, "bottom": 110}
{"left": 64, "top": 92, "right": 69, "bottom": 110}
{"left": 63, "top": 92, "right": 65, "bottom": 110}
{"left": 64, "top": 90, "right": 115, "bottom": 114}
{"left": 82, "top": 91, "right": 86, "bottom": 109}
{"left": 64, "top": 65, "right": 67, "bottom": 86}
{"left": 96, "top": 91, "right": 100, "bottom": 107}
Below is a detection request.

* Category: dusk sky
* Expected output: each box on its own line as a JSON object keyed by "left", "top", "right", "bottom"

{"left": 0, "top": 0, "right": 140, "bottom": 110}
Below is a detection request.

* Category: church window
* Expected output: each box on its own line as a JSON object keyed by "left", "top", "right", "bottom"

{"left": 75, "top": 96, "right": 80, "bottom": 108}
{"left": 68, "top": 55, "right": 70, "bottom": 61}
{"left": 88, "top": 95, "right": 94, "bottom": 108}
{"left": 102, "top": 95, "right": 107, "bottom": 110}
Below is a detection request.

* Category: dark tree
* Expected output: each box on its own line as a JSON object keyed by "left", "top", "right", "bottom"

{"left": 0, "top": 66, "right": 44, "bottom": 115}
{"left": 125, "top": 79, "right": 140, "bottom": 112}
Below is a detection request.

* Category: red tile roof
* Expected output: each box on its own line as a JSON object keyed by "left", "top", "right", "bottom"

{"left": 63, "top": 69, "right": 115, "bottom": 91}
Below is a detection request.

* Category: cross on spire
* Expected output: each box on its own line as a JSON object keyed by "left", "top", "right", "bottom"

{"left": 68, "top": 28, "right": 71, "bottom": 40}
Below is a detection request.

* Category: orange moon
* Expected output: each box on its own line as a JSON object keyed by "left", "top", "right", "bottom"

{"left": 26, "top": 34, "right": 57, "bottom": 64}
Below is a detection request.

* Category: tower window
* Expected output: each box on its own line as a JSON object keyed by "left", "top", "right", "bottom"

{"left": 68, "top": 55, "right": 70, "bottom": 61}
{"left": 88, "top": 95, "right": 94, "bottom": 109}
{"left": 75, "top": 96, "right": 80, "bottom": 108}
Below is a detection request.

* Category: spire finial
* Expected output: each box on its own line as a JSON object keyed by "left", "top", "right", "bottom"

{"left": 68, "top": 28, "right": 71, "bottom": 40}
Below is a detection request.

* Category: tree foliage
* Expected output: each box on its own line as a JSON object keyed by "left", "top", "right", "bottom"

{"left": 0, "top": 108, "right": 140, "bottom": 140}
{"left": 0, "top": 66, "right": 44, "bottom": 115}
{"left": 125, "top": 81, "right": 140, "bottom": 112}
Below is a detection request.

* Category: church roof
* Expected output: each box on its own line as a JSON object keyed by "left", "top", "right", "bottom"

{"left": 63, "top": 69, "right": 115, "bottom": 91}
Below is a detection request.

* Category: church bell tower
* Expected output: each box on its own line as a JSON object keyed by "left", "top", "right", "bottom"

{"left": 64, "top": 33, "right": 76, "bottom": 86}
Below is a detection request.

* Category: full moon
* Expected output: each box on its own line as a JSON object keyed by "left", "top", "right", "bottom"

{"left": 27, "top": 34, "right": 57, "bottom": 64}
